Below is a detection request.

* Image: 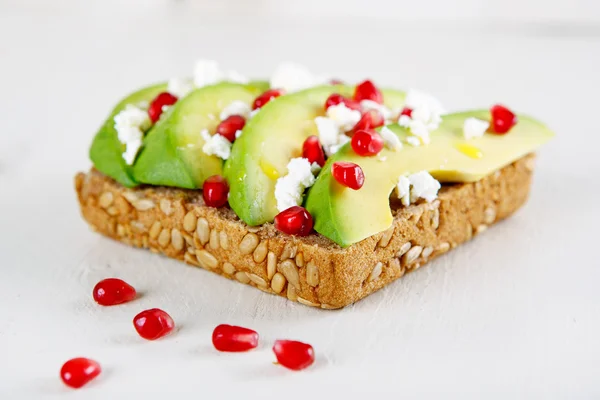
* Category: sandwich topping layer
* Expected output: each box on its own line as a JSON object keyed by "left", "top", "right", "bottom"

{"left": 88, "top": 60, "right": 554, "bottom": 247}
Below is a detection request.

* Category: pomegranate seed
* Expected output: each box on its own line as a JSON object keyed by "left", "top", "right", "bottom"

{"left": 272, "top": 340, "right": 315, "bottom": 371}
{"left": 332, "top": 162, "right": 365, "bottom": 190}
{"left": 93, "top": 278, "right": 136, "bottom": 306}
{"left": 60, "top": 358, "right": 101, "bottom": 389}
{"left": 274, "top": 206, "right": 314, "bottom": 236}
{"left": 353, "top": 110, "right": 384, "bottom": 133}
{"left": 324, "top": 93, "right": 361, "bottom": 111}
{"left": 252, "top": 88, "right": 285, "bottom": 110}
{"left": 353, "top": 80, "right": 383, "bottom": 104}
{"left": 203, "top": 175, "right": 229, "bottom": 208}
{"left": 351, "top": 129, "right": 384, "bottom": 156}
{"left": 148, "top": 92, "right": 178, "bottom": 123}
{"left": 302, "top": 136, "right": 325, "bottom": 167}
{"left": 216, "top": 115, "right": 245, "bottom": 142}
{"left": 133, "top": 308, "right": 174, "bottom": 340}
{"left": 490, "top": 104, "right": 517, "bottom": 134}
{"left": 212, "top": 324, "right": 259, "bottom": 352}
{"left": 400, "top": 107, "right": 413, "bottom": 117}
{"left": 329, "top": 78, "right": 344, "bottom": 85}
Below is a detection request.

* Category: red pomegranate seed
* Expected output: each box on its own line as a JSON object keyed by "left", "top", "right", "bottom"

{"left": 203, "top": 175, "right": 229, "bottom": 208}
{"left": 252, "top": 88, "right": 285, "bottom": 110}
{"left": 274, "top": 206, "right": 314, "bottom": 236}
{"left": 400, "top": 107, "right": 413, "bottom": 117}
{"left": 351, "top": 129, "right": 384, "bottom": 156}
{"left": 133, "top": 308, "right": 175, "bottom": 340}
{"left": 353, "top": 80, "right": 383, "bottom": 104}
{"left": 60, "top": 358, "right": 101, "bottom": 389}
{"left": 216, "top": 115, "right": 245, "bottom": 142}
{"left": 490, "top": 104, "right": 517, "bottom": 134}
{"left": 273, "top": 340, "right": 315, "bottom": 371}
{"left": 93, "top": 278, "right": 136, "bottom": 306}
{"left": 332, "top": 162, "right": 365, "bottom": 190}
{"left": 302, "top": 136, "right": 325, "bottom": 167}
{"left": 324, "top": 93, "right": 361, "bottom": 111}
{"left": 353, "top": 110, "right": 384, "bottom": 133}
{"left": 148, "top": 92, "right": 178, "bottom": 123}
{"left": 329, "top": 78, "right": 344, "bottom": 85}
{"left": 212, "top": 324, "right": 259, "bottom": 352}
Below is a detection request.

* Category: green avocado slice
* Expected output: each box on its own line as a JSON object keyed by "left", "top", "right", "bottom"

{"left": 224, "top": 85, "right": 406, "bottom": 226}
{"left": 90, "top": 83, "right": 167, "bottom": 187}
{"left": 133, "top": 82, "right": 265, "bottom": 189}
{"left": 305, "top": 111, "right": 555, "bottom": 247}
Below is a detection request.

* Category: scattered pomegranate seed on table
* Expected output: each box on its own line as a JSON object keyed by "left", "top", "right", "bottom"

{"left": 490, "top": 104, "right": 517, "bottom": 134}
{"left": 324, "top": 93, "right": 361, "bottom": 111}
{"left": 351, "top": 129, "right": 384, "bottom": 156}
{"left": 252, "top": 88, "right": 285, "bottom": 110}
{"left": 329, "top": 78, "right": 345, "bottom": 85}
{"left": 272, "top": 340, "right": 315, "bottom": 371}
{"left": 60, "top": 358, "right": 101, "bottom": 389}
{"left": 302, "top": 135, "right": 326, "bottom": 167}
{"left": 353, "top": 110, "right": 384, "bottom": 133}
{"left": 400, "top": 107, "right": 413, "bottom": 118}
{"left": 133, "top": 308, "right": 175, "bottom": 340}
{"left": 332, "top": 161, "right": 365, "bottom": 190}
{"left": 274, "top": 206, "right": 314, "bottom": 236}
{"left": 212, "top": 324, "right": 259, "bottom": 352}
{"left": 353, "top": 79, "right": 383, "bottom": 104}
{"left": 92, "top": 278, "right": 136, "bottom": 306}
{"left": 216, "top": 115, "right": 245, "bottom": 142}
{"left": 203, "top": 175, "right": 229, "bottom": 208}
{"left": 148, "top": 92, "right": 178, "bottom": 123}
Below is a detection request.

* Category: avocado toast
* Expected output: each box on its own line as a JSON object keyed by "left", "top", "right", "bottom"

{"left": 75, "top": 61, "right": 553, "bottom": 309}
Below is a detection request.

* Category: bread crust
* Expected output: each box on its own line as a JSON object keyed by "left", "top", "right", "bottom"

{"left": 75, "top": 154, "right": 536, "bottom": 309}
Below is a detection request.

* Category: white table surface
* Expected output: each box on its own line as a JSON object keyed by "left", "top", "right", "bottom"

{"left": 1, "top": 2, "right": 599, "bottom": 398}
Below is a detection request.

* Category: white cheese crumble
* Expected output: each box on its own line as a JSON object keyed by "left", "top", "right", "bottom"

{"left": 396, "top": 171, "right": 441, "bottom": 206}
{"left": 200, "top": 129, "right": 232, "bottom": 160}
{"left": 193, "top": 59, "right": 247, "bottom": 88}
{"left": 114, "top": 104, "right": 151, "bottom": 165}
{"left": 379, "top": 126, "right": 403, "bottom": 151}
{"left": 360, "top": 100, "right": 393, "bottom": 122}
{"left": 167, "top": 77, "right": 194, "bottom": 98}
{"left": 463, "top": 117, "right": 489, "bottom": 140}
{"left": 326, "top": 103, "right": 361, "bottom": 132}
{"left": 219, "top": 100, "right": 252, "bottom": 120}
{"left": 235, "top": 129, "right": 243, "bottom": 139}
{"left": 274, "top": 157, "right": 320, "bottom": 212}
{"left": 315, "top": 116, "right": 351, "bottom": 157}
{"left": 270, "top": 62, "right": 327, "bottom": 93}
{"left": 406, "top": 136, "right": 421, "bottom": 147}
{"left": 399, "top": 89, "right": 445, "bottom": 146}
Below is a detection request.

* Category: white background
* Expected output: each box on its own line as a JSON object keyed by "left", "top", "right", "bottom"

{"left": 1, "top": 0, "right": 599, "bottom": 398}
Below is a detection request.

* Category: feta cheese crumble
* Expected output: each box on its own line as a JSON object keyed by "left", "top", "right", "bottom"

{"left": 396, "top": 171, "right": 441, "bottom": 206}
{"left": 113, "top": 104, "right": 151, "bottom": 165}
{"left": 193, "top": 59, "right": 248, "bottom": 88}
{"left": 167, "top": 77, "right": 194, "bottom": 98}
{"left": 315, "top": 116, "right": 351, "bottom": 157}
{"left": 200, "top": 129, "right": 232, "bottom": 160}
{"left": 379, "top": 126, "right": 403, "bottom": 151}
{"left": 326, "top": 103, "right": 361, "bottom": 132}
{"left": 463, "top": 117, "right": 489, "bottom": 140}
{"left": 406, "top": 136, "right": 421, "bottom": 147}
{"left": 399, "top": 89, "right": 446, "bottom": 145}
{"left": 270, "top": 62, "right": 328, "bottom": 93}
{"left": 219, "top": 100, "right": 252, "bottom": 120}
{"left": 274, "top": 157, "right": 321, "bottom": 212}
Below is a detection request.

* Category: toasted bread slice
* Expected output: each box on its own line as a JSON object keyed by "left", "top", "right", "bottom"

{"left": 75, "top": 154, "right": 535, "bottom": 309}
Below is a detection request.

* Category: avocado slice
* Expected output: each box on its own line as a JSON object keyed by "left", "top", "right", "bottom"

{"left": 305, "top": 111, "right": 554, "bottom": 247}
{"left": 133, "top": 82, "right": 265, "bottom": 189}
{"left": 225, "top": 85, "right": 406, "bottom": 226}
{"left": 90, "top": 83, "right": 167, "bottom": 187}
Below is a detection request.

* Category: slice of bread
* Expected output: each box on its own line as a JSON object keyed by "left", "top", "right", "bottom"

{"left": 75, "top": 154, "right": 535, "bottom": 309}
